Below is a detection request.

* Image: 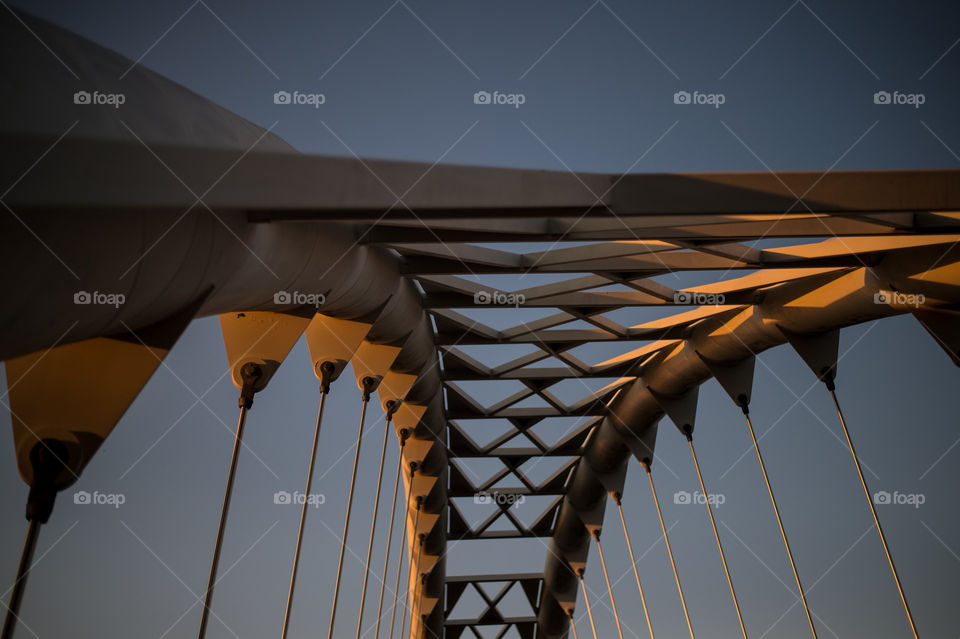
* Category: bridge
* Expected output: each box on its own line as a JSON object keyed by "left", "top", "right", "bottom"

{"left": 2, "top": 9, "right": 960, "bottom": 639}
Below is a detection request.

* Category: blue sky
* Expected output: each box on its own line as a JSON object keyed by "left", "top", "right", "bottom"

{"left": 2, "top": 1, "right": 960, "bottom": 638}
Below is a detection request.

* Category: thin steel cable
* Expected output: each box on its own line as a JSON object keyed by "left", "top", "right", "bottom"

{"left": 686, "top": 433, "right": 748, "bottom": 639}
{"left": 389, "top": 468, "right": 417, "bottom": 639}
{"left": 397, "top": 496, "right": 422, "bottom": 639}
{"left": 577, "top": 572, "right": 599, "bottom": 639}
{"left": 412, "top": 572, "right": 428, "bottom": 639}
{"left": 197, "top": 401, "right": 249, "bottom": 639}
{"left": 829, "top": 389, "right": 918, "bottom": 638}
{"left": 646, "top": 465, "right": 695, "bottom": 639}
{"left": 403, "top": 528, "right": 426, "bottom": 639}
{"left": 743, "top": 410, "right": 817, "bottom": 639}
{"left": 401, "top": 533, "right": 427, "bottom": 638}
{"left": 591, "top": 531, "right": 625, "bottom": 639}
{"left": 328, "top": 386, "right": 372, "bottom": 639}
{"left": 356, "top": 407, "right": 397, "bottom": 639}
{"left": 0, "top": 519, "right": 40, "bottom": 639}
{"left": 567, "top": 610, "right": 580, "bottom": 639}
{"left": 613, "top": 494, "right": 655, "bottom": 639}
{"left": 374, "top": 432, "right": 408, "bottom": 639}
{"left": 280, "top": 386, "right": 328, "bottom": 639}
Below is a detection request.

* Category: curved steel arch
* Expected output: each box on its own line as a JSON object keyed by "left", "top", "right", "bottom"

{"left": 532, "top": 250, "right": 960, "bottom": 636}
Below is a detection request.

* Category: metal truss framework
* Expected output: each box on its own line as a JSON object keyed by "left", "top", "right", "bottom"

{"left": 377, "top": 208, "right": 960, "bottom": 637}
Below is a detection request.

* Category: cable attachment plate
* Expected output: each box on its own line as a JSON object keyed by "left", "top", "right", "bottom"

{"left": 778, "top": 326, "right": 839, "bottom": 390}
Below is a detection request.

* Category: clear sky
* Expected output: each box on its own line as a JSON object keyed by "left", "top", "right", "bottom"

{"left": 2, "top": 1, "right": 960, "bottom": 638}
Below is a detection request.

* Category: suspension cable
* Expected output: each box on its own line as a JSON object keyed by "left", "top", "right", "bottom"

{"left": 280, "top": 365, "right": 334, "bottom": 639}
{"left": 591, "top": 529, "right": 624, "bottom": 639}
{"left": 389, "top": 468, "right": 418, "bottom": 639}
{"left": 356, "top": 402, "right": 401, "bottom": 639}
{"left": 645, "top": 463, "right": 695, "bottom": 639}
{"left": 742, "top": 406, "right": 817, "bottom": 639}
{"left": 2, "top": 439, "right": 69, "bottom": 639}
{"left": 1, "top": 519, "right": 39, "bottom": 639}
{"left": 404, "top": 531, "right": 426, "bottom": 639}
{"left": 577, "top": 570, "right": 599, "bottom": 639}
{"left": 413, "top": 572, "right": 428, "bottom": 639}
{"left": 374, "top": 430, "right": 409, "bottom": 639}
{"left": 198, "top": 363, "right": 261, "bottom": 639}
{"left": 328, "top": 377, "right": 376, "bottom": 639}
{"left": 828, "top": 387, "right": 918, "bottom": 638}
{"left": 567, "top": 609, "right": 580, "bottom": 639}
{"left": 684, "top": 430, "right": 748, "bottom": 639}
{"left": 613, "top": 493, "right": 655, "bottom": 639}
{"left": 396, "top": 495, "right": 422, "bottom": 639}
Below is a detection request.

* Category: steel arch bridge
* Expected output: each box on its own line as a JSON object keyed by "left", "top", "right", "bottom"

{"left": 3, "top": 10, "right": 960, "bottom": 639}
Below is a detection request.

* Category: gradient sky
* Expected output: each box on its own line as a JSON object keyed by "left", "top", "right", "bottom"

{"left": 2, "top": 1, "right": 960, "bottom": 638}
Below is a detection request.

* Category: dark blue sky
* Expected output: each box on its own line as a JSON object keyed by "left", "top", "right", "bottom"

{"left": 2, "top": 1, "right": 960, "bottom": 638}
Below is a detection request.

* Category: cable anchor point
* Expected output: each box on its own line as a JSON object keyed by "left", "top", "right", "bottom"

{"left": 238, "top": 362, "right": 262, "bottom": 409}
